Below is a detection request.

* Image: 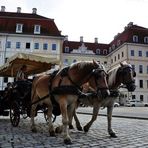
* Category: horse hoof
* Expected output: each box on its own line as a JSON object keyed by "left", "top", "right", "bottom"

{"left": 83, "top": 126, "right": 89, "bottom": 132}
{"left": 64, "top": 139, "right": 72, "bottom": 145}
{"left": 50, "top": 131, "right": 55, "bottom": 137}
{"left": 77, "top": 126, "right": 83, "bottom": 131}
{"left": 31, "top": 128, "right": 37, "bottom": 133}
{"left": 55, "top": 127, "right": 62, "bottom": 133}
{"left": 110, "top": 133, "right": 117, "bottom": 138}
{"left": 69, "top": 125, "right": 74, "bottom": 129}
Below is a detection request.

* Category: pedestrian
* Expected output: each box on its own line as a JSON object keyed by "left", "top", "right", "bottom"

{"left": 16, "top": 65, "right": 27, "bottom": 81}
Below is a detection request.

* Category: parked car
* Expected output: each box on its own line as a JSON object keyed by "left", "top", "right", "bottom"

{"left": 126, "top": 100, "right": 148, "bottom": 107}
{"left": 114, "top": 102, "right": 120, "bottom": 107}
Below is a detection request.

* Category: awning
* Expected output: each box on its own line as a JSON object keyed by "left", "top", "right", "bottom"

{"left": 0, "top": 52, "right": 60, "bottom": 77}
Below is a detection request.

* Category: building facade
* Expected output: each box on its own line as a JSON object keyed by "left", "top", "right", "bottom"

{"left": 62, "top": 22, "right": 148, "bottom": 104}
{"left": 1, "top": 7, "right": 148, "bottom": 104}
{"left": 0, "top": 6, "right": 64, "bottom": 89}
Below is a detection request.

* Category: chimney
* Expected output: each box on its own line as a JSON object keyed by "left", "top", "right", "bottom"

{"left": 1, "top": 6, "right": 5, "bottom": 12}
{"left": 94, "top": 37, "right": 98, "bottom": 43}
{"left": 17, "top": 7, "right": 21, "bottom": 13}
{"left": 64, "top": 35, "right": 68, "bottom": 41}
{"left": 127, "top": 22, "right": 133, "bottom": 27}
{"left": 32, "top": 8, "right": 37, "bottom": 14}
{"left": 80, "top": 36, "right": 83, "bottom": 42}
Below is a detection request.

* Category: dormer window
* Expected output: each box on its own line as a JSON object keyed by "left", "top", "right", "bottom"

{"left": 64, "top": 47, "right": 69, "bottom": 53}
{"left": 144, "top": 36, "right": 148, "bottom": 44}
{"left": 16, "top": 24, "right": 23, "bottom": 33}
{"left": 112, "top": 44, "right": 115, "bottom": 50}
{"left": 96, "top": 49, "right": 100, "bottom": 55}
{"left": 103, "top": 49, "right": 107, "bottom": 55}
{"left": 133, "top": 35, "right": 138, "bottom": 43}
{"left": 34, "top": 25, "right": 40, "bottom": 34}
{"left": 117, "top": 40, "right": 121, "bottom": 46}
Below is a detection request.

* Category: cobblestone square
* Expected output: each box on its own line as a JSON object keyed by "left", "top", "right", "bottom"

{"left": 0, "top": 110, "right": 148, "bottom": 148}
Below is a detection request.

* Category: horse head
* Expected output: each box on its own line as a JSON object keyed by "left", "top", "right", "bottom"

{"left": 89, "top": 63, "right": 110, "bottom": 98}
{"left": 118, "top": 62, "right": 136, "bottom": 92}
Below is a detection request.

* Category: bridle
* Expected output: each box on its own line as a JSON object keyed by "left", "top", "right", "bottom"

{"left": 120, "top": 66, "right": 136, "bottom": 89}
{"left": 91, "top": 67, "right": 109, "bottom": 95}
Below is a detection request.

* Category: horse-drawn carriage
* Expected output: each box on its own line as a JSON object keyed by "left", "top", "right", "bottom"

{"left": 0, "top": 52, "right": 59, "bottom": 126}
{"left": 0, "top": 53, "right": 136, "bottom": 144}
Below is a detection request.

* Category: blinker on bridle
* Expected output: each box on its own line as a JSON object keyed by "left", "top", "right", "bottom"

{"left": 120, "top": 66, "right": 135, "bottom": 86}
{"left": 92, "top": 67, "right": 109, "bottom": 94}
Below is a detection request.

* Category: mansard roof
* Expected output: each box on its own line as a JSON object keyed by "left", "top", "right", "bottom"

{"left": 109, "top": 23, "right": 148, "bottom": 50}
{"left": 63, "top": 40, "right": 109, "bottom": 55}
{"left": 0, "top": 11, "right": 62, "bottom": 37}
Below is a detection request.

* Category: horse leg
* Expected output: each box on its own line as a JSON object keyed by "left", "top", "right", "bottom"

{"left": 46, "top": 103, "right": 55, "bottom": 136}
{"left": 73, "top": 111, "right": 83, "bottom": 131}
{"left": 68, "top": 102, "right": 83, "bottom": 131}
{"left": 83, "top": 104, "right": 100, "bottom": 132}
{"left": 107, "top": 106, "right": 117, "bottom": 138}
{"left": 30, "top": 104, "right": 37, "bottom": 132}
{"left": 68, "top": 108, "right": 75, "bottom": 129}
{"left": 59, "top": 96, "right": 72, "bottom": 144}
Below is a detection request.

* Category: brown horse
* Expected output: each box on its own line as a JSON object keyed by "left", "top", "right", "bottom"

{"left": 72, "top": 61, "right": 136, "bottom": 137}
{"left": 30, "top": 60, "right": 110, "bottom": 144}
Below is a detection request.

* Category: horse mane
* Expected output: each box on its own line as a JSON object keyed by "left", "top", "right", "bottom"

{"left": 70, "top": 61, "right": 94, "bottom": 70}
{"left": 107, "top": 61, "right": 130, "bottom": 87}
{"left": 70, "top": 61, "right": 104, "bottom": 71}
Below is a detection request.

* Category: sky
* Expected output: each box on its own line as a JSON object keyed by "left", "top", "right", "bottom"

{"left": 1, "top": 0, "right": 148, "bottom": 44}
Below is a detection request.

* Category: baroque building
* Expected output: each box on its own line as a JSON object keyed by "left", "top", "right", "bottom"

{"left": 0, "top": 6, "right": 64, "bottom": 89}
{"left": 62, "top": 22, "right": 148, "bottom": 104}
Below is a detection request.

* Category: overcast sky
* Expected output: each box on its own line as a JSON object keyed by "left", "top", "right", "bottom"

{"left": 1, "top": 0, "right": 148, "bottom": 43}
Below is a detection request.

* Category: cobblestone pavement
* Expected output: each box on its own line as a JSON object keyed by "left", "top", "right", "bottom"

{"left": 0, "top": 112, "right": 148, "bottom": 148}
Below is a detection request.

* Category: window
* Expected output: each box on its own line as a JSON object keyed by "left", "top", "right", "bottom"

{"left": 52, "top": 44, "right": 56, "bottom": 50}
{"left": 133, "top": 35, "right": 138, "bottom": 43}
{"left": 132, "top": 65, "right": 135, "bottom": 71}
{"left": 117, "top": 40, "right": 121, "bottom": 46}
{"left": 103, "top": 49, "right": 107, "bottom": 55}
{"left": 16, "top": 24, "right": 23, "bottom": 33}
{"left": 144, "top": 36, "right": 148, "bottom": 44}
{"left": 109, "top": 47, "right": 112, "bottom": 53}
{"left": 131, "top": 50, "right": 134, "bottom": 56}
{"left": 96, "top": 49, "right": 100, "bottom": 55}
{"left": 112, "top": 44, "right": 115, "bottom": 50}
{"left": 64, "top": 47, "right": 69, "bottom": 53}
{"left": 6, "top": 41, "right": 11, "bottom": 48}
{"left": 138, "top": 51, "right": 142, "bottom": 57}
{"left": 140, "top": 95, "right": 143, "bottom": 101}
{"left": 4, "top": 77, "right": 8, "bottom": 83}
{"left": 146, "top": 80, "right": 148, "bottom": 88}
{"left": 16, "top": 42, "right": 21, "bottom": 49}
{"left": 118, "top": 54, "right": 120, "bottom": 60}
{"left": 43, "top": 43, "right": 48, "bottom": 50}
{"left": 5, "top": 58, "right": 8, "bottom": 63}
{"left": 64, "top": 59, "right": 68, "bottom": 65}
{"left": 26, "top": 43, "right": 30, "bottom": 49}
{"left": 139, "top": 65, "right": 143, "bottom": 73}
{"left": 132, "top": 95, "right": 136, "bottom": 100}
{"left": 139, "top": 80, "right": 143, "bottom": 88}
{"left": 122, "top": 51, "right": 124, "bottom": 57}
{"left": 34, "top": 25, "right": 40, "bottom": 34}
{"left": 146, "top": 51, "right": 148, "bottom": 57}
{"left": 111, "top": 59, "right": 113, "bottom": 64}
{"left": 73, "top": 59, "right": 77, "bottom": 63}
{"left": 114, "top": 56, "right": 116, "bottom": 62}
{"left": 34, "top": 43, "right": 39, "bottom": 49}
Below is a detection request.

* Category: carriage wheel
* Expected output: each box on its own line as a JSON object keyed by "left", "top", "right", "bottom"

{"left": 10, "top": 101, "right": 20, "bottom": 127}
